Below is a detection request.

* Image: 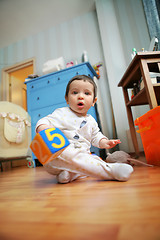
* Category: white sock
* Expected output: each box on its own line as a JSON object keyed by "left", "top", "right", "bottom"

{"left": 57, "top": 170, "right": 87, "bottom": 183}
{"left": 57, "top": 170, "right": 71, "bottom": 183}
{"left": 108, "top": 163, "right": 133, "bottom": 181}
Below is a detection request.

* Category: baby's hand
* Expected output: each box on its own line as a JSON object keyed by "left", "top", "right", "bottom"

{"left": 99, "top": 138, "right": 121, "bottom": 149}
{"left": 36, "top": 124, "right": 54, "bottom": 133}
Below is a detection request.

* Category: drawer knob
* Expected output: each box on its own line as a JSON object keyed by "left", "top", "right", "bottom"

{"left": 37, "top": 97, "right": 40, "bottom": 100}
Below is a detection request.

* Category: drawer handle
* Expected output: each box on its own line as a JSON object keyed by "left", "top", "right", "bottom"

{"left": 31, "top": 86, "right": 34, "bottom": 88}
{"left": 58, "top": 77, "right": 60, "bottom": 80}
{"left": 47, "top": 80, "right": 50, "bottom": 84}
{"left": 136, "top": 125, "right": 152, "bottom": 133}
{"left": 38, "top": 114, "right": 41, "bottom": 117}
{"left": 76, "top": 72, "right": 79, "bottom": 75}
{"left": 37, "top": 97, "right": 40, "bottom": 100}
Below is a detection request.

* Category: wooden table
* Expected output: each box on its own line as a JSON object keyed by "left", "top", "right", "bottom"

{"left": 118, "top": 51, "right": 160, "bottom": 156}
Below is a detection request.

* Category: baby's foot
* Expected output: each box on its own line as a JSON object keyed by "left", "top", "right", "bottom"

{"left": 57, "top": 170, "right": 71, "bottom": 183}
{"left": 57, "top": 171, "right": 87, "bottom": 183}
{"left": 109, "top": 163, "right": 133, "bottom": 181}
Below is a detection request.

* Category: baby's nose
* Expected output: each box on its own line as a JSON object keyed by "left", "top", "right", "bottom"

{"left": 78, "top": 93, "right": 84, "bottom": 99}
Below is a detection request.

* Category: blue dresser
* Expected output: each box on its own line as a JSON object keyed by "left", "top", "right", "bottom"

{"left": 25, "top": 62, "right": 99, "bottom": 165}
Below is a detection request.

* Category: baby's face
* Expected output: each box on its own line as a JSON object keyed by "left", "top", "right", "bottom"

{"left": 65, "top": 80, "right": 97, "bottom": 116}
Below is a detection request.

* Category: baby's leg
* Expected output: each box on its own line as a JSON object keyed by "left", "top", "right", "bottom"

{"left": 48, "top": 145, "right": 133, "bottom": 182}
{"left": 44, "top": 161, "right": 86, "bottom": 183}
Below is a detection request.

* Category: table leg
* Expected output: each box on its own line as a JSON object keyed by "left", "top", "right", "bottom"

{"left": 140, "top": 59, "right": 158, "bottom": 109}
{"left": 126, "top": 106, "right": 140, "bottom": 157}
{"left": 123, "top": 88, "right": 140, "bottom": 156}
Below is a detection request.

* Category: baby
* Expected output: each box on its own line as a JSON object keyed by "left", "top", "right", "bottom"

{"left": 36, "top": 75, "right": 133, "bottom": 183}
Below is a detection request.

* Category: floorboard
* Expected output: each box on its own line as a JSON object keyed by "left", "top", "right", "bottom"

{"left": 0, "top": 161, "right": 160, "bottom": 240}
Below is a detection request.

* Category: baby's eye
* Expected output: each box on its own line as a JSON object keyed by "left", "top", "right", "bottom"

{"left": 73, "top": 91, "right": 78, "bottom": 94}
{"left": 85, "top": 92, "right": 90, "bottom": 95}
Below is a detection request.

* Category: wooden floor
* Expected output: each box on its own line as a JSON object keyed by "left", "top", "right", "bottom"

{"left": 0, "top": 160, "right": 160, "bottom": 240}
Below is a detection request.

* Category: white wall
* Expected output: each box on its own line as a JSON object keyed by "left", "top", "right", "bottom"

{"left": 96, "top": 0, "right": 150, "bottom": 151}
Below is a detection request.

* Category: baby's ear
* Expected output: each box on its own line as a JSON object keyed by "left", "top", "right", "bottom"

{"left": 92, "top": 97, "right": 97, "bottom": 106}
{"left": 65, "top": 96, "right": 69, "bottom": 104}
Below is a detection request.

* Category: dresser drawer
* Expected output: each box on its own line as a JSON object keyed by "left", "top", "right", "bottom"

{"left": 28, "top": 84, "right": 66, "bottom": 111}
{"left": 27, "top": 65, "right": 87, "bottom": 90}
{"left": 31, "top": 102, "right": 67, "bottom": 125}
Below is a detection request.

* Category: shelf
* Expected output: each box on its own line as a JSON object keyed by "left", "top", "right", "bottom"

{"left": 127, "top": 84, "right": 160, "bottom": 107}
{"left": 118, "top": 51, "right": 160, "bottom": 88}
{"left": 118, "top": 52, "right": 160, "bottom": 156}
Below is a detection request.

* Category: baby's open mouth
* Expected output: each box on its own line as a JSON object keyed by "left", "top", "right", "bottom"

{"left": 78, "top": 102, "right": 84, "bottom": 106}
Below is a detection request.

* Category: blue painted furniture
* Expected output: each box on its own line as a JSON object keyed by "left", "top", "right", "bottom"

{"left": 25, "top": 62, "right": 99, "bottom": 165}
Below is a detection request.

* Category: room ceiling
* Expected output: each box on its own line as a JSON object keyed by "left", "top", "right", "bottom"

{"left": 0, "top": 0, "right": 95, "bottom": 49}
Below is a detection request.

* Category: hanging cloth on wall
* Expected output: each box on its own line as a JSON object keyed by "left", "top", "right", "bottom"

{"left": 0, "top": 112, "right": 31, "bottom": 144}
{"left": 142, "top": 0, "right": 160, "bottom": 50}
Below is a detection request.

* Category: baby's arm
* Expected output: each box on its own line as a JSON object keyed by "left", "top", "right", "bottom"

{"left": 99, "top": 138, "right": 121, "bottom": 149}
{"left": 36, "top": 124, "right": 54, "bottom": 133}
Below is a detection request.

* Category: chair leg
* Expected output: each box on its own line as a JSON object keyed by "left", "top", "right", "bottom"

{"left": 0, "top": 162, "right": 3, "bottom": 172}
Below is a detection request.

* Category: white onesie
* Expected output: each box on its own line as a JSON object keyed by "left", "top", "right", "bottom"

{"left": 36, "top": 107, "right": 133, "bottom": 183}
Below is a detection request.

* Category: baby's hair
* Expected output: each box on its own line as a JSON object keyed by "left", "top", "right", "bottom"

{"left": 65, "top": 75, "right": 97, "bottom": 99}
